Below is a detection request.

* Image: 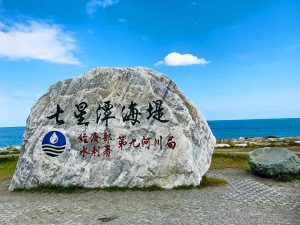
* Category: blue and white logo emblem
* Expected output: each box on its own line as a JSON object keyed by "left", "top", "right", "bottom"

{"left": 42, "top": 131, "right": 66, "bottom": 157}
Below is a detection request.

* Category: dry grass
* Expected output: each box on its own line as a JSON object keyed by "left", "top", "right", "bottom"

{"left": 0, "top": 159, "right": 17, "bottom": 180}
{"left": 210, "top": 152, "right": 250, "bottom": 170}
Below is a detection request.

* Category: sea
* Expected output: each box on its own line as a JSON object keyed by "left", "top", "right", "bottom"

{"left": 0, "top": 118, "right": 299, "bottom": 148}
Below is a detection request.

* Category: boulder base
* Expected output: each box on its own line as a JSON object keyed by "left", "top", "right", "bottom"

{"left": 248, "top": 147, "right": 300, "bottom": 177}
{"left": 9, "top": 67, "right": 216, "bottom": 191}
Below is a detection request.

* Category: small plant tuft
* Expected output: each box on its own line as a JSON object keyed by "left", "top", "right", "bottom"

{"left": 15, "top": 184, "right": 93, "bottom": 193}
{"left": 198, "top": 175, "right": 228, "bottom": 188}
{"left": 173, "top": 184, "right": 195, "bottom": 190}
{"left": 15, "top": 184, "right": 165, "bottom": 193}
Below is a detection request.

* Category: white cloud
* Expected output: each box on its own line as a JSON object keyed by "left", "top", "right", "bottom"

{"left": 155, "top": 52, "right": 210, "bottom": 66}
{"left": 0, "top": 20, "right": 80, "bottom": 65}
{"left": 87, "top": 0, "right": 119, "bottom": 16}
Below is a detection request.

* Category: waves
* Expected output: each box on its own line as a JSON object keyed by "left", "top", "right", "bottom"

{"left": 42, "top": 144, "right": 65, "bottom": 157}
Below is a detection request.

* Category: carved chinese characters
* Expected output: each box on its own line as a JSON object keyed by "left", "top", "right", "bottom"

{"left": 46, "top": 100, "right": 169, "bottom": 127}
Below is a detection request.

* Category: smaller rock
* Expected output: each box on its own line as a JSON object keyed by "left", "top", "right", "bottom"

{"left": 248, "top": 147, "right": 300, "bottom": 178}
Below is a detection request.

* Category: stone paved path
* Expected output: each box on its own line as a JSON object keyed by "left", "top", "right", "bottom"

{"left": 0, "top": 169, "right": 299, "bottom": 225}
{"left": 210, "top": 169, "right": 300, "bottom": 211}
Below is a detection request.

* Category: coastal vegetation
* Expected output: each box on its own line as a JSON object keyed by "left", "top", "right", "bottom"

{"left": 211, "top": 152, "right": 250, "bottom": 170}
{"left": 0, "top": 146, "right": 20, "bottom": 156}
{"left": 216, "top": 137, "right": 300, "bottom": 149}
{"left": 1, "top": 143, "right": 299, "bottom": 190}
{"left": 0, "top": 146, "right": 19, "bottom": 179}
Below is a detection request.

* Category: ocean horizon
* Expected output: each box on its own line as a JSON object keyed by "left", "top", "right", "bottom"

{"left": 0, "top": 118, "right": 299, "bottom": 148}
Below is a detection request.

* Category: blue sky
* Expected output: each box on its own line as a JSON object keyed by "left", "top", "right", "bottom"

{"left": 0, "top": 0, "right": 299, "bottom": 127}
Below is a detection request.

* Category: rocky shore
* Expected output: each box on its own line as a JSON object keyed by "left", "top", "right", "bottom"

{"left": 1, "top": 136, "right": 300, "bottom": 153}
{"left": 0, "top": 146, "right": 20, "bottom": 154}
{"left": 216, "top": 136, "right": 300, "bottom": 150}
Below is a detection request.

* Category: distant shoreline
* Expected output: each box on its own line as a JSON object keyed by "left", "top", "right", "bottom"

{"left": 1, "top": 117, "right": 300, "bottom": 128}
{"left": 1, "top": 136, "right": 300, "bottom": 151}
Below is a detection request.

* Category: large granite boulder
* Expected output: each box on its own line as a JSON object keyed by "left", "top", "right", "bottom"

{"left": 9, "top": 67, "right": 216, "bottom": 191}
{"left": 248, "top": 147, "right": 300, "bottom": 177}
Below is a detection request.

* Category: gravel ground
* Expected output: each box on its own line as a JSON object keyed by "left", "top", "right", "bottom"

{"left": 0, "top": 169, "right": 299, "bottom": 225}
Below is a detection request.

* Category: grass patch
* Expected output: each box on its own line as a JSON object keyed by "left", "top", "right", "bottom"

{"left": 15, "top": 184, "right": 90, "bottom": 193}
{"left": 0, "top": 154, "right": 19, "bottom": 163}
{"left": 210, "top": 152, "right": 250, "bottom": 170}
{"left": 198, "top": 175, "right": 228, "bottom": 188}
{"left": 15, "top": 184, "right": 165, "bottom": 193}
{"left": 172, "top": 184, "right": 195, "bottom": 190}
{"left": 0, "top": 155, "right": 18, "bottom": 180}
{"left": 0, "top": 159, "right": 17, "bottom": 180}
{"left": 14, "top": 185, "right": 74, "bottom": 193}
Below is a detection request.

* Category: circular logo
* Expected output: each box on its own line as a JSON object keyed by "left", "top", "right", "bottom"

{"left": 42, "top": 131, "right": 66, "bottom": 157}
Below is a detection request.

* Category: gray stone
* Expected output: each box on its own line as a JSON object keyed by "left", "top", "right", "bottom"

{"left": 9, "top": 67, "right": 215, "bottom": 191}
{"left": 248, "top": 147, "right": 300, "bottom": 177}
